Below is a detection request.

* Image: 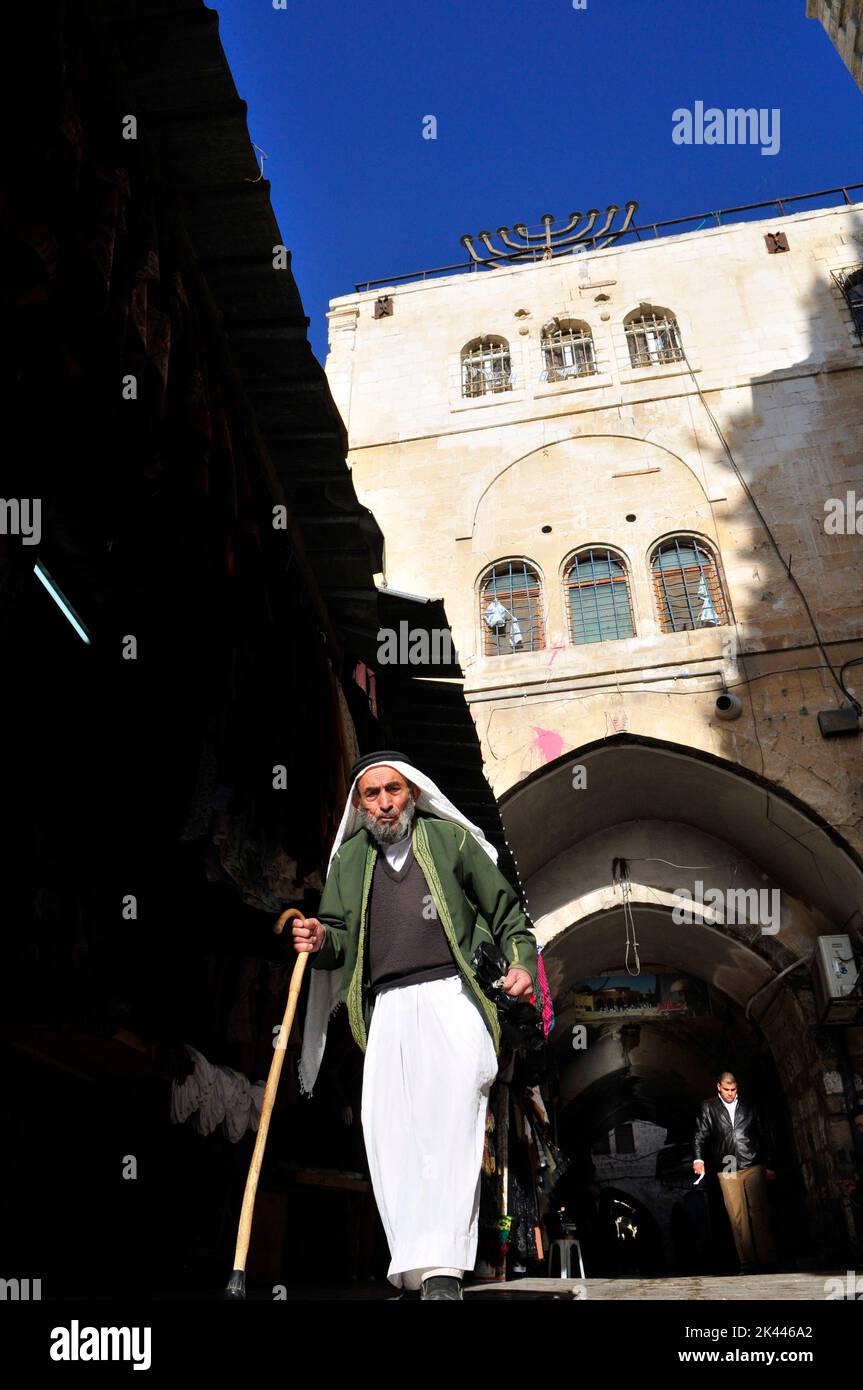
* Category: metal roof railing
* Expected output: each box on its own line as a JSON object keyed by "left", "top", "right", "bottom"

{"left": 354, "top": 182, "right": 863, "bottom": 293}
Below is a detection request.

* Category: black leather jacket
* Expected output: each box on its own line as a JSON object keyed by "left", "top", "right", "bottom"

{"left": 693, "top": 1094, "right": 773, "bottom": 1172}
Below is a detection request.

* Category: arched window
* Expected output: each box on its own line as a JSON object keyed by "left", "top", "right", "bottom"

{"left": 624, "top": 306, "right": 684, "bottom": 368}
{"left": 540, "top": 318, "right": 596, "bottom": 381}
{"left": 461, "top": 336, "right": 512, "bottom": 398}
{"left": 565, "top": 548, "right": 635, "bottom": 645}
{"left": 650, "top": 537, "right": 728, "bottom": 633}
{"left": 480, "top": 561, "right": 545, "bottom": 654}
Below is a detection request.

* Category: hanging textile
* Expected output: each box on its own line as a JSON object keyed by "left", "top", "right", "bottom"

{"left": 170, "top": 1044, "right": 265, "bottom": 1143}
{"left": 535, "top": 945, "right": 555, "bottom": 1037}
{"left": 508, "top": 1093, "right": 541, "bottom": 1263}
{"left": 353, "top": 660, "right": 378, "bottom": 718}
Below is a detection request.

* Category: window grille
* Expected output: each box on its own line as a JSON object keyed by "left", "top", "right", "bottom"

{"left": 480, "top": 561, "right": 545, "bottom": 654}
{"left": 565, "top": 548, "right": 635, "bottom": 644}
{"left": 832, "top": 266, "right": 863, "bottom": 343}
{"left": 540, "top": 320, "right": 597, "bottom": 381}
{"left": 651, "top": 538, "right": 728, "bottom": 633}
{"left": 461, "top": 337, "right": 513, "bottom": 398}
{"left": 625, "top": 310, "right": 684, "bottom": 368}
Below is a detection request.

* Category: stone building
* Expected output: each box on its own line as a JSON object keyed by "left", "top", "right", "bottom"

{"left": 807, "top": 0, "right": 863, "bottom": 94}
{"left": 326, "top": 194, "right": 863, "bottom": 1264}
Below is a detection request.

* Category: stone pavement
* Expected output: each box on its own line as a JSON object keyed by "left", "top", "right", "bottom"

{"left": 272, "top": 1270, "right": 853, "bottom": 1300}
{"left": 464, "top": 1272, "right": 841, "bottom": 1299}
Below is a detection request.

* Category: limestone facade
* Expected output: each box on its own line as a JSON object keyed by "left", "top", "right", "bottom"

{"left": 327, "top": 202, "right": 863, "bottom": 844}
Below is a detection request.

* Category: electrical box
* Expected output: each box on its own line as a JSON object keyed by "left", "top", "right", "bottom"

{"left": 817, "top": 707, "right": 860, "bottom": 738}
{"left": 812, "top": 935, "right": 861, "bottom": 1024}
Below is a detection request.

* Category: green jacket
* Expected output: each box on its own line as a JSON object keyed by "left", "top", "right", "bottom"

{"left": 310, "top": 809, "right": 538, "bottom": 1057}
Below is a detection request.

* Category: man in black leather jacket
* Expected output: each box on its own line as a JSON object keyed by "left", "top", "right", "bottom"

{"left": 692, "top": 1071, "right": 777, "bottom": 1272}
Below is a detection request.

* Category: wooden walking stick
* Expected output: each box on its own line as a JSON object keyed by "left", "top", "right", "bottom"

{"left": 224, "top": 907, "right": 307, "bottom": 1299}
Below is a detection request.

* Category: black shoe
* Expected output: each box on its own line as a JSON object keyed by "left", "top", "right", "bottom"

{"left": 420, "top": 1275, "right": 463, "bottom": 1301}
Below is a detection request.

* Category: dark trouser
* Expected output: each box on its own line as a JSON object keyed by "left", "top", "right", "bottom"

{"left": 717, "top": 1164, "right": 775, "bottom": 1269}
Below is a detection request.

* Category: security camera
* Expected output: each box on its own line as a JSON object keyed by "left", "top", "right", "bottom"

{"left": 714, "top": 691, "right": 742, "bottom": 721}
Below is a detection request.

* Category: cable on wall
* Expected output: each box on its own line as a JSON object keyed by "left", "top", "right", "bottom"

{"left": 681, "top": 348, "right": 862, "bottom": 714}
{"left": 613, "top": 857, "right": 641, "bottom": 977}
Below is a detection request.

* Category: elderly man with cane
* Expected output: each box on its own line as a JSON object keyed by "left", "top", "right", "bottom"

{"left": 292, "top": 750, "right": 538, "bottom": 1300}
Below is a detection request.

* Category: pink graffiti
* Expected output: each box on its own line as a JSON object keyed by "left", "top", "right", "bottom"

{"left": 531, "top": 726, "right": 566, "bottom": 763}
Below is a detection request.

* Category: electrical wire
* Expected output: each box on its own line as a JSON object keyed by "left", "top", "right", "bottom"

{"left": 681, "top": 348, "right": 862, "bottom": 715}
{"left": 840, "top": 656, "right": 863, "bottom": 687}
{"left": 480, "top": 658, "right": 862, "bottom": 717}
{"left": 613, "top": 858, "right": 641, "bottom": 976}
{"left": 744, "top": 951, "right": 815, "bottom": 1023}
{"left": 626, "top": 857, "right": 739, "bottom": 870}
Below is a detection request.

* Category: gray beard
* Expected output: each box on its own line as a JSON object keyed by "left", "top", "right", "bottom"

{"left": 360, "top": 797, "right": 416, "bottom": 846}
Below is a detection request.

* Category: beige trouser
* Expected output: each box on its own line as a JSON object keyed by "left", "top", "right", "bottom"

{"left": 717, "top": 1164, "right": 776, "bottom": 1268}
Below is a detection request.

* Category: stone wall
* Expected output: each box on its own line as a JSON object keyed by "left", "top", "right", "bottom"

{"left": 807, "top": 0, "right": 863, "bottom": 94}
{"left": 326, "top": 202, "right": 863, "bottom": 847}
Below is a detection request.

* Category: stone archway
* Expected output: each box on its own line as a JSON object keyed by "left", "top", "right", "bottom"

{"left": 499, "top": 733, "right": 863, "bottom": 1263}
{"left": 461, "top": 430, "right": 729, "bottom": 542}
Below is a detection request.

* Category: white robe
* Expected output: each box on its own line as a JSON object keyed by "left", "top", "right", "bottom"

{"left": 361, "top": 971, "right": 499, "bottom": 1288}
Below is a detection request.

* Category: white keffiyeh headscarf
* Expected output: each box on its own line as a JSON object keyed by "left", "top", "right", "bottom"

{"left": 297, "top": 754, "right": 498, "bottom": 1097}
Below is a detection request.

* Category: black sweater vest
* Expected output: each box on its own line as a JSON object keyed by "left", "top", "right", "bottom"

{"left": 367, "top": 843, "right": 459, "bottom": 996}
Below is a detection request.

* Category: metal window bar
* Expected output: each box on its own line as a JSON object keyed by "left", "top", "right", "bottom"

{"left": 481, "top": 561, "right": 545, "bottom": 655}
{"left": 461, "top": 338, "right": 513, "bottom": 398}
{"left": 625, "top": 314, "right": 684, "bottom": 368}
{"left": 832, "top": 267, "right": 863, "bottom": 343}
{"left": 567, "top": 549, "right": 635, "bottom": 644}
{"left": 651, "top": 539, "right": 728, "bottom": 633}
{"left": 541, "top": 325, "right": 597, "bottom": 381}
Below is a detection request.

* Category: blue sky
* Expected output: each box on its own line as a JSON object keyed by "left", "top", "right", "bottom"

{"left": 213, "top": 0, "right": 862, "bottom": 363}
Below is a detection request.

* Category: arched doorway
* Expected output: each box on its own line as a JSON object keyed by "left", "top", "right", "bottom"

{"left": 500, "top": 734, "right": 863, "bottom": 1268}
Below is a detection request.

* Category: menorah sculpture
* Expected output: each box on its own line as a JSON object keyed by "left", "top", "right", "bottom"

{"left": 460, "top": 202, "right": 639, "bottom": 265}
